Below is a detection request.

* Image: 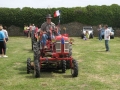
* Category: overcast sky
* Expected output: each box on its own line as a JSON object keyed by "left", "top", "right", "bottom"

{"left": 0, "top": 0, "right": 120, "bottom": 8}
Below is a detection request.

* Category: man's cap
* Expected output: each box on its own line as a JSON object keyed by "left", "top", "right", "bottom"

{"left": 46, "top": 14, "right": 52, "bottom": 18}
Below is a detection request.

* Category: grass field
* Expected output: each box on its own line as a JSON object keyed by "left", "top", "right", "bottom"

{"left": 0, "top": 36, "right": 120, "bottom": 90}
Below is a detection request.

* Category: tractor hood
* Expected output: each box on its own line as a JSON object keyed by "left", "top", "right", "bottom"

{"left": 55, "top": 35, "right": 69, "bottom": 41}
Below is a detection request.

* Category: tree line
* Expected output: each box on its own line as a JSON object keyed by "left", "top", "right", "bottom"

{"left": 0, "top": 4, "right": 120, "bottom": 28}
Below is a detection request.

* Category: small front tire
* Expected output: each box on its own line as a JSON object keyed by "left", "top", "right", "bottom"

{"left": 61, "top": 60, "right": 66, "bottom": 73}
{"left": 27, "top": 58, "right": 31, "bottom": 74}
{"left": 71, "top": 59, "right": 78, "bottom": 77}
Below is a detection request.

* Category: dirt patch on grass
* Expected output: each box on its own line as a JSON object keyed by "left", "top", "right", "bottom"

{"left": 77, "top": 59, "right": 83, "bottom": 63}
{"left": 86, "top": 74, "right": 113, "bottom": 87}
{"left": 86, "top": 73, "right": 120, "bottom": 89}
{"left": 13, "top": 62, "right": 21, "bottom": 67}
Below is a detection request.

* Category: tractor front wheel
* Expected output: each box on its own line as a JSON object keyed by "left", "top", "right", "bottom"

{"left": 34, "top": 60, "right": 40, "bottom": 78}
{"left": 27, "top": 58, "right": 31, "bottom": 74}
{"left": 61, "top": 60, "right": 66, "bottom": 73}
{"left": 71, "top": 59, "right": 78, "bottom": 77}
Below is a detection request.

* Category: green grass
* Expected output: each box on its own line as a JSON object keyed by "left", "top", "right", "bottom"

{"left": 0, "top": 36, "right": 120, "bottom": 90}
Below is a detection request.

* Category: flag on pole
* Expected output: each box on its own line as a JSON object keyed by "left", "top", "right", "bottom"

{"left": 54, "top": 10, "right": 61, "bottom": 17}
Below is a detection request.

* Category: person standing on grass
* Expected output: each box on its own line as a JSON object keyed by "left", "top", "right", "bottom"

{"left": 104, "top": 25, "right": 111, "bottom": 52}
{"left": 26, "top": 26, "right": 30, "bottom": 37}
{"left": 28, "top": 24, "right": 32, "bottom": 38}
{"left": 0, "top": 24, "right": 8, "bottom": 57}
{"left": 2, "top": 26, "right": 9, "bottom": 57}
{"left": 24, "top": 25, "right": 27, "bottom": 36}
{"left": 31, "top": 24, "right": 36, "bottom": 38}
{"left": 98, "top": 24, "right": 103, "bottom": 40}
{"left": 3, "top": 26, "right": 9, "bottom": 42}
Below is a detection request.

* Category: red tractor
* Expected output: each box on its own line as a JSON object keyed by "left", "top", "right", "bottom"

{"left": 27, "top": 30, "right": 78, "bottom": 78}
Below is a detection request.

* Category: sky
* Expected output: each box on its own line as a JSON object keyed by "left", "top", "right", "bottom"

{"left": 0, "top": 0, "right": 120, "bottom": 9}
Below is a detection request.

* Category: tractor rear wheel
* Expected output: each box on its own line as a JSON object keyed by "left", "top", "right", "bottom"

{"left": 27, "top": 58, "right": 31, "bottom": 74}
{"left": 31, "top": 40, "right": 33, "bottom": 50}
{"left": 31, "top": 32, "right": 37, "bottom": 50}
{"left": 61, "top": 60, "right": 66, "bottom": 73}
{"left": 34, "top": 60, "right": 40, "bottom": 78}
{"left": 71, "top": 59, "right": 78, "bottom": 77}
{"left": 33, "top": 42, "right": 40, "bottom": 61}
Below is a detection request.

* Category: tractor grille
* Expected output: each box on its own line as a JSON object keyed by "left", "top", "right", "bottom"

{"left": 56, "top": 41, "right": 61, "bottom": 53}
{"left": 64, "top": 41, "right": 69, "bottom": 53}
{"left": 56, "top": 40, "right": 69, "bottom": 53}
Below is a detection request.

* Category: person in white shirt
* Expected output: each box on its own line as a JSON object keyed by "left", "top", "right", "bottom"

{"left": 104, "top": 25, "right": 111, "bottom": 52}
{"left": 31, "top": 24, "right": 36, "bottom": 39}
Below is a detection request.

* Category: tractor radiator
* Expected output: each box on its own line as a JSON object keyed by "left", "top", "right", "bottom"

{"left": 56, "top": 40, "right": 69, "bottom": 53}
{"left": 56, "top": 41, "right": 61, "bottom": 53}
{"left": 64, "top": 41, "right": 69, "bottom": 53}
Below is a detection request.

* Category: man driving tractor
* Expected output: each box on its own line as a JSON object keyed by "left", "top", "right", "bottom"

{"left": 40, "top": 14, "right": 56, "bottom": 48}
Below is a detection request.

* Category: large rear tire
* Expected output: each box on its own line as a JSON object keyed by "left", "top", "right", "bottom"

{"left": 34, "top": 60, "right": 40, "bottom": 78}
{"left": 31, "top": 41, "right": 34, "bottom": 50}
{"left": 31, "top": 32, "right": 37, "bottom": 50}
{"left": 71, "top": 59, "right": 78, "bottom": 77}
{"left": 27, "top": 58, "right": 31, "bottom": 74}
{"left": 33, "top": 42, "right": 40, "bottom": 78}
{"left": 33, "top": 42, "right": 40, "bottom": 61}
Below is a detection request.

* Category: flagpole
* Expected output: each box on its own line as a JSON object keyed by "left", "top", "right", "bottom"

{"left": 59, "top": 15, "right": 60, "bottom": 24}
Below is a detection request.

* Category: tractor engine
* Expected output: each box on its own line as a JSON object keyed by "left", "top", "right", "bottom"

{"left": 51, "top": 35, "right": 69, "bottom": 58}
